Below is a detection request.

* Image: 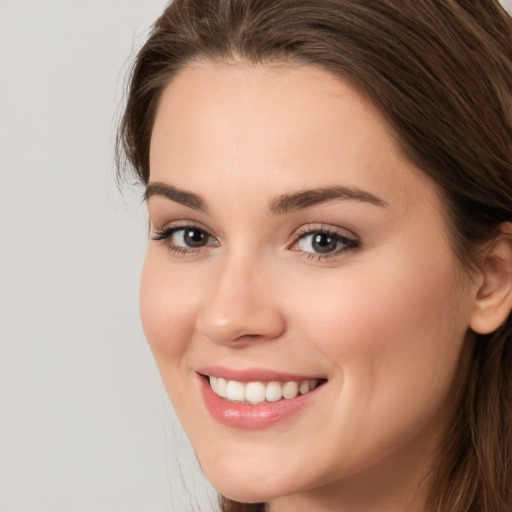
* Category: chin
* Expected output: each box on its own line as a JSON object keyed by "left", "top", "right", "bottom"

{"left": 202, "top": 467, "right": 272, "bottom": 503}
{"left": 199, "top": 454, "right": 298, "bottom": 504}
{"left": 216, "top": 486, "right": 273, "bottom": 505}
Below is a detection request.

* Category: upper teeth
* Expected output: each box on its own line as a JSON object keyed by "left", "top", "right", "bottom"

{"left": 208, "top": 376, "right": 319, "bottom": 404}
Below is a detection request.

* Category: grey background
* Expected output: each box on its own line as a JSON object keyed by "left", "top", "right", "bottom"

{"left": 0, "top": 1, "right": 215, "bottom": 511}
{"left": 0, "top": 0, "right": 511, "bottom": 511}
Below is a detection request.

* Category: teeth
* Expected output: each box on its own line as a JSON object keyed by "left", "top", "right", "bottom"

{"left": 266, "top": 381, "right": 282, "bottom": 402}
{"left": 217, "top": 377, "right": 227, "bottom": 398}
{"left": 282, "top": 381, "right": 299, "bottom": 399}
{"left": 208, "top": 376, "right": 321, "bottom": 404}
{"left": 245, "top": 382, "right": 266, "bottom": 404}
{"left": 299, "top": 380, "right": 310, "bottom": 395}
{"left": 226, "top": 380, "right": 245, "bottom": 401}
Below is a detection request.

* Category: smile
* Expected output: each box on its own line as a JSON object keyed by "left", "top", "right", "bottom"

{"left": 198, "top": 370, "right": 327, "bottom": 429}
{"left": 208, "top": 376, "right": 321, "bottom": 404}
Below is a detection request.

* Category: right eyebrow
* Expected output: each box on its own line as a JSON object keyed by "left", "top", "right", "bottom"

{"left": 269, "top": 185, "right": 388, "bottom": 214}
{"left": 144, "top": 182, "right": 207, "bottom": 212}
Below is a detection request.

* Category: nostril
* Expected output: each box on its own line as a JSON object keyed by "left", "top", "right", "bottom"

{"left": 235, "top": 333, "right": 263, "bottom": 340}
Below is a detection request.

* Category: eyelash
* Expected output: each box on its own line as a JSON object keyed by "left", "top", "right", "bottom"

{"left": 151, "top": 223, "right": 217, "bottom": 257}
{"left": 291, "top": 225, "right": 361, "bottom": 261}
{"left": 151, "top": 223, "right": 361, "bottom": 260}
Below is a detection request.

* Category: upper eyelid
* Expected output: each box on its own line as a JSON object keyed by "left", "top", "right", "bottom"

{"left": 150, "top": 221, "right": 360, "bottom": 247}
{"left": 152, "top": 224, "right": 217, "bottom": 241}
{"left": 151, "top": 219, "right": 212, "bottom": 234}
{"left": 292, "top": 223, "right": 359, "bottom": 241}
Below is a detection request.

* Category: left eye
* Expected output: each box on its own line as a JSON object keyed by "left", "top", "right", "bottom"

{"left": 171, "top": 228, "right": 212, "bottom": 248}
{"left": 295, "top": 231, "right": 357, "bottom": 255}
{"left": 152, "top": 226, "right": 218, "bottom": 251}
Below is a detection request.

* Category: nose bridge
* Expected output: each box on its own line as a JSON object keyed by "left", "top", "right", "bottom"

{"left": 196, "top": 248, "right": 286, "bottom": 345}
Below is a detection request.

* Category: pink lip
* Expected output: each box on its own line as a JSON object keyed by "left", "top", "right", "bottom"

{"left": 197, "top": 371, "right": 326, "bottom": 430}
{"left": 197, "top": 365, "right": 324, "bottom": 383}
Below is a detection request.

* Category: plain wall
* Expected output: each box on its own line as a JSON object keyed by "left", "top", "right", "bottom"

{"left": 0, "top": 1, "right": 216, "bottom": 511}
{"left": 1, "top": 0, "right": 511, "bottom": 511}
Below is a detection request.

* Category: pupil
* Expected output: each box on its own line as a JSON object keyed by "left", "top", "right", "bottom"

{"left": 184, "top": 229, "right": 206, "bottom": 247}
{"left": 312, "top": 233, "right": 337, "bottom": 253}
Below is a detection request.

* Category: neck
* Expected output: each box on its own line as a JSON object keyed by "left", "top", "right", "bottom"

{"left": 267, "top": 438, "right": 437, "bottom": 512}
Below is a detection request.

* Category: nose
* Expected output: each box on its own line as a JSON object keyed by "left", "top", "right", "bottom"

{"left": 195, "top": 256, "right": 286, "bottom": 347}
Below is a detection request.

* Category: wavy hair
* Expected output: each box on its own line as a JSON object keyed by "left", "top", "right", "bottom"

{"left": 117, "top": 1, "right": 512, "bottom": 510}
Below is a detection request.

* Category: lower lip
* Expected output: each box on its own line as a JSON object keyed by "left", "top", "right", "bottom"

{"left": 199, "top": 375, "right": 325, "bottom": 429}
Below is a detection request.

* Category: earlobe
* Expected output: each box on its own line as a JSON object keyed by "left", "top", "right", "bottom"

{"left": 469, "top": 223, "right": 512, "bottom": 335}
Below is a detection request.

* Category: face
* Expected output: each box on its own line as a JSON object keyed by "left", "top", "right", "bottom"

{"left": 142, "top": 62, "right": 478, "bottom": 509}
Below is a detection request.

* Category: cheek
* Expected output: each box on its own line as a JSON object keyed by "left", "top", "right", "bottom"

{"left": 287, "top": 245, "right": 471, "bottom": 422}
{"left": 139, "top": 251, "right": 198, "bottom": 364}
{"left": 296, "top": 243, "right": 468, "bottom": 356}
{"left": 271, "top": 247, "right": 472, "bottom": 476}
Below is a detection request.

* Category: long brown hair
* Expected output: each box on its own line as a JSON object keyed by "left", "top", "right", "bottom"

{"left": 117, "top": 1, "right": 512, "bottom": 510}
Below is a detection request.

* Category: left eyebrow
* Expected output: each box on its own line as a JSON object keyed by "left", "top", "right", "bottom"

{"left": 270, "top": 186, "right": 388, "bottom": 214}
{"left": 144, "top": 181, "right": 207, "bottom": 212}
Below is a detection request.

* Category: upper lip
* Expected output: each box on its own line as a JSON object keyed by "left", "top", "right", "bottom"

{"left": 197, "top": 365, "right": 326, "bottom": 383}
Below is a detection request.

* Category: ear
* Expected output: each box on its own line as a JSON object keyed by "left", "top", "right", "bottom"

{"left": 470, "top": 222, "right": 512, "bottom": 335}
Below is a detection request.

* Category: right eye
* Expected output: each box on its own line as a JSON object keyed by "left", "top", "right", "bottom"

{"left": 152, "top": 225, "right": 219, "bottom": 255}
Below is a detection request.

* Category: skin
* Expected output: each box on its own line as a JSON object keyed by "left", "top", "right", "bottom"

{"left": 141, "top": 62, "right": 483, "bottom": 511}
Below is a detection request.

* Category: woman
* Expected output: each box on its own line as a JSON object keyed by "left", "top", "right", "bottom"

{"left": 117, "top": 1, "right": 512, "bottom": 510}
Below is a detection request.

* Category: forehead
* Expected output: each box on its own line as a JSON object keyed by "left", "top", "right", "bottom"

{"left": 149, "top": 61, "right": 438, "bottom": 214}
